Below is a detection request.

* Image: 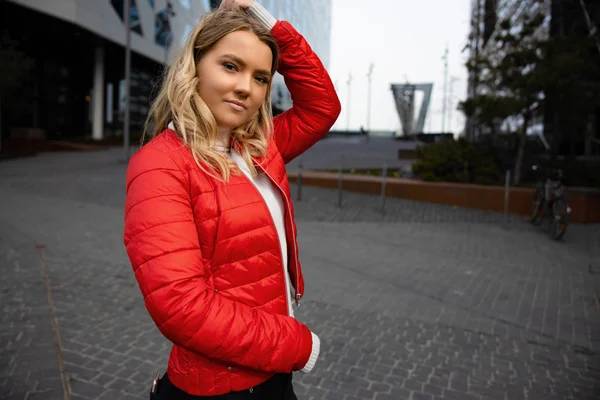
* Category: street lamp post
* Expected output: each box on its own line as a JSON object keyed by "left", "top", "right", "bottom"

{"left": 346, "top": 72, "right": 352, "bottom": 131}
{"left": 448, "top": 76, "right": 459, "bottom": 134}
{"left": 441, "top": 46, "right": 449, "bottom": 133}
{"left": 123, "top": 0, "right": 132, "bottom": 162}
{"left": 366, "top": 63, "right": 374, "bottom": 133}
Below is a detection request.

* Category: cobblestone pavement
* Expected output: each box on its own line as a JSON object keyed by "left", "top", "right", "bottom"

{"left": 0, "top": 229, "right": 66, "bottom": 400}
{"left": 0, "top": 149, "right": 599, "bottom": 400}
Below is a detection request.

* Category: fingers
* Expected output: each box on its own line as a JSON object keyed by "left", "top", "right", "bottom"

{"left": 217, "top": 0, "right": 229, "bottom": 10}
{"left": 218, "top": 0, "right": 241, "bottom": 11}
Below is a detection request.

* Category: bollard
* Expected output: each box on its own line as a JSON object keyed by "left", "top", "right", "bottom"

{"left": 503, "top": 169, "right": 511, "bottom": 227}
{"left": 337, "top": 155, "right": 343, "bottom": 208}
{"left": 297, "top": 162, "right": 303, "bottom": 202}
{"left": 380, "top": 163, "right": 388, "bottom": 213}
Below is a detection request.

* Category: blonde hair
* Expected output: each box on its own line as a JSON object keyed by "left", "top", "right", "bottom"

{"left": 143, "top": 9, "right": 280, "bottom": 181}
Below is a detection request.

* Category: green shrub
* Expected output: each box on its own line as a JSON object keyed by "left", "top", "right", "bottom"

{"left": 412, "top": 137, "right": 600, "bottom": 188}
{"left": 412, "top": 138, "right": 502, "bottom": 185}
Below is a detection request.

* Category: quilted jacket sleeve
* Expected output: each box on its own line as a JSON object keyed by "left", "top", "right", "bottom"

{"left": 123, "top": 147, "right": 313, "bottom": 373}
{"left": 271, "top": 21, "right": 342, "bottom": 164}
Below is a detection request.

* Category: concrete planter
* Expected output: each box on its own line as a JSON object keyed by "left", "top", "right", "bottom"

{"left": 287, "top": 171, "right": 600, "bottom": 223}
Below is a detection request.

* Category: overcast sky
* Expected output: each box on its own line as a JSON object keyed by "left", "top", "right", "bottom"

{"left": 328, "top": 0, "right": 472, "bottom": 134}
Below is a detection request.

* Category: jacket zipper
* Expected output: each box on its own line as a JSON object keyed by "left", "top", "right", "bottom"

{"left": 255, "top": 164, "right": 302, "bottom": 308}
{"left": 235, "top": 161, "right": 299, "bottom": 314}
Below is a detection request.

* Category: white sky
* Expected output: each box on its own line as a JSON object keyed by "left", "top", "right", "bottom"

{"left": 328, "top": 0, "right": 472, "bottom": 134}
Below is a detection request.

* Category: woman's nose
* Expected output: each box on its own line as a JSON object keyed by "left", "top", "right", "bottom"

{"left": 234, "top": 75, "right": 252, "bottom": 97}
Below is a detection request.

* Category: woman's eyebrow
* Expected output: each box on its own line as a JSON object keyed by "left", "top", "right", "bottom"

{"left": 219, "top": 54, "right": 271, "bottom": 75}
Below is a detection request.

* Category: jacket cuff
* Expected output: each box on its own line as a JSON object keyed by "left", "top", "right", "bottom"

{"left": 247, "top": 2, "right": 277, "bottom": 30}
{"left": 299, "top": 332, "right": 320, "bottom": 374}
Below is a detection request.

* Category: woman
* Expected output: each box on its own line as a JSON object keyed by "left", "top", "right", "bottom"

{"left": 123, "top": 0, "right": 341, "bottom": 398}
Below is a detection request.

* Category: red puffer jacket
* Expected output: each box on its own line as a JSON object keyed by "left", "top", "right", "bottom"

{"left": 123, "top": 20, "right": 341, "bottom": 396}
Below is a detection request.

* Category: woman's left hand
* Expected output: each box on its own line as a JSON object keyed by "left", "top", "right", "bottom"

{"left": 218, "top": 0, "right": 255, "bottom": 11}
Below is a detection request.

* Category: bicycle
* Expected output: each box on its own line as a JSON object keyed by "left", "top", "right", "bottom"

{"left": 529, "top": 164, "right": 572, "bottom": 240}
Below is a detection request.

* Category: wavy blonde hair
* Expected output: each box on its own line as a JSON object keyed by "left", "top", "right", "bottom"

{"left": 143, "top": 9, "right": 280, "bottom": 181}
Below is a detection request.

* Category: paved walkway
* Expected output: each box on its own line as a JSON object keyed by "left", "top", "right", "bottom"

{"left": 0, "top": 149, "right": 599, "bottom": 400}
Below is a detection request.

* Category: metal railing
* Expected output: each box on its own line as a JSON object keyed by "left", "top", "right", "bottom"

{"left": 293, "top": 153, "right": 411, "bottom": 214}
{"left": 293, "top": 155, "right": 516, "bottom": 225}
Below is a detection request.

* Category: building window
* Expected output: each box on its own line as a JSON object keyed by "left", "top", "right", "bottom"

{"left": 155, "top": 8, "right": 173, "bottom": 48}
{"left": 111, "top": 0, "right": 143, "bottom": 35}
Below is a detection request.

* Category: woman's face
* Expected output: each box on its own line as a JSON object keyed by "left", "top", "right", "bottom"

{"left": 196, "top": 30, "right": 273, "bottom": 131}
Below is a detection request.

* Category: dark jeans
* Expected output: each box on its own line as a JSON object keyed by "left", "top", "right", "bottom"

{"left": 150, "top": 372, "right": 298, "bottom": 400}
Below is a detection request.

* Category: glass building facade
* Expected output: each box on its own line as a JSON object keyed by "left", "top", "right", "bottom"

{"left": 260, "top": 0, "right": 332, "bottom": 69}
{"left": 264, "top": 0, "right": 333, "bottom": 112}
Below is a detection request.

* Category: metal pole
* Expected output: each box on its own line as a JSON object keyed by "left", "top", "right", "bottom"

{"left": 380, "top": 163, "right": 388, "bottom": 213}
{"left": 346, "top": 73, "right": 352, "bottom": 131}
{"left": 448, "top": 76, "right": 458, "bottom": 135}
{"left": 366, "top": 63, "right": 374, "bottom": 132}
{"left": 442, "top": 46, "right": 449, "bottom": 133}
{"left": 123, "top": 0, "right": 132, "bottom": 162}
{"left": 337, "top": 155, "right": 343, "bottom": 208}
{"left": 297, "top": 161, "right": 303, "bottom": 202}
{"left": 504, "top": 169, "right": 511, "bottom": 227}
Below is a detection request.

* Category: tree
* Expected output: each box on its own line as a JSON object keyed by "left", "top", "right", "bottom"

{"left": 462, "top": 0, "right": 600, "bottom": 183}
{"left": 0, "top": 31, "right": 33, "bottom": 151}
{"left": 461, "top": 5, "right": 545, "bottom": 185}
{"left": 459, "top": 94, "right": 516, "bottom": 138}
{"left": 497, "top": 13, "right": 547, "bottom": 185}
{"left": 460, "top": 10, "right": 547, "bottom": 185}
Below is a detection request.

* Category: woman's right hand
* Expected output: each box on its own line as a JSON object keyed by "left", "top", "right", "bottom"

{"left": 218, "top": 0, "right": 255, "bottom": 11}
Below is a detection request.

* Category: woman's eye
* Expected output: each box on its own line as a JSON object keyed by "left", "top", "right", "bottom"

{"left": 255, "top": 76, "right": 270, "bottom": 84}
{"left": 223, "top": 62, "right": 237, "bottom": 71}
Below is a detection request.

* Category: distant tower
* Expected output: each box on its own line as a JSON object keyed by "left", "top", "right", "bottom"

{"left": 390, "top": 83, "right": 433, "bottom": 136}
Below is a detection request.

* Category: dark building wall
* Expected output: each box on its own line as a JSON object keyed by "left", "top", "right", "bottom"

{"left": 544, "top": 0, "right": 600, "bottom": 156}
{"left": 1, "top": 1, "right": 94, "bottom": 139}
{"left": 0, "top": 1, "right": 164, "bottom": 140}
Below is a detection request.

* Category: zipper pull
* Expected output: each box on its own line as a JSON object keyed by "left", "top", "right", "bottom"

{"left": 296, "top": 294, "right": 302, "bottom": 308}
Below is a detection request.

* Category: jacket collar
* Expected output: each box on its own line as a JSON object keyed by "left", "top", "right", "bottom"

{"left": 166, "top": 121, "right": 272, "bottom": 168}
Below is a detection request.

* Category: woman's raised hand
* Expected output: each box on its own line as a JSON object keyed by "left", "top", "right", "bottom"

{"left": 218, "top": 0, "right": 255, "bottom": 11}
